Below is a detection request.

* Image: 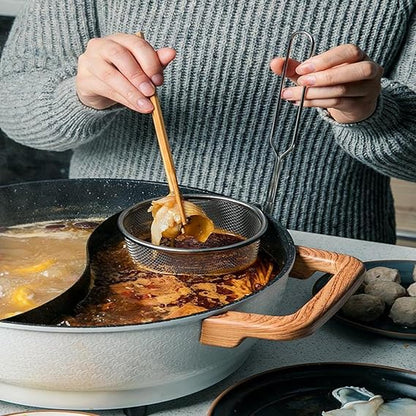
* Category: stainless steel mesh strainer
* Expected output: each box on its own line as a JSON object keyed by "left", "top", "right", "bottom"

{"left": 117, "top": 194, "right": 267, "bottom": 275}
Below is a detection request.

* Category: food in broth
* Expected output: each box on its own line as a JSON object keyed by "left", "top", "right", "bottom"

{"left": 148, "top": 195, "right": 214, "bottom": 245}
{"left": 0, "top": 220, "right": 100, "bottom": 319}
{"left": 62, "top": 231, "right": 278, "bottom": 326}
{"left": 0, "top": 218, "right": 277, "bottom": 325}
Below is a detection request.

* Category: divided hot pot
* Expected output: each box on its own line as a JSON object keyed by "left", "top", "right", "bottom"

{"left": 0, "top": 179, "right": 364, "bottom": 409}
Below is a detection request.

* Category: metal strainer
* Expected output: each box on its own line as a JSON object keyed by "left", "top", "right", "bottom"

{"left": 119, "top": 31, "right": 315, "bottom": 276}
{"left": 118, "top": 194, "right": 267, "bottom": 275}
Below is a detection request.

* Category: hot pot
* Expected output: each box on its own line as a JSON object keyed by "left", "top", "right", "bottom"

{"left": 0, "top": 179, "right": 364, "bottom": 410}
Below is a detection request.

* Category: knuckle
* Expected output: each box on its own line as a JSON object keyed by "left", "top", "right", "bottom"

{"left": 135, "top": 37, "right": 148, "bottom": 49}
{"left": 129, "top": 71, "right": 146, "bottom": 84}
{"left": 86, "top": 37, "right": 101, "bottom": 50}
{"left": 321, "top": 71, "right": 334, "bottom": 85}
{"left": 99, "top": 67, "right": 117, "bottom": 82}
{"left": 107, "top": 43, "right": 128, "bottom": 60}
{"left": 336, "top": 84, "right": 348, "bottom": 96}
{"left": 345, "top": 44, "right": 364, "bottom": 61}
{"left": 125, "top": 88, "right": 138, "bottom": 102}
{"left": 360, "top": 61, "right": 377, "bottom": 78}
{"left": 104, "top": 87, "right": 117, "bottom": 102}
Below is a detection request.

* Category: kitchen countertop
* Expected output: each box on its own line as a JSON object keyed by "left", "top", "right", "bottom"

{"left": 1, "top": 230, "right": 415, "bottom": 416}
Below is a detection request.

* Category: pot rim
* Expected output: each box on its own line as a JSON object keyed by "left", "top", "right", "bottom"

{"left": 0, "top": 177, "right": 164, "bottom": 189}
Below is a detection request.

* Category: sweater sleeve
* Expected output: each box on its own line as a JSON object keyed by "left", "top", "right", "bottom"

{"left": 0, "top": 0, "right": 123, "bottom": 152}
{"left": 318, "top": 9, "right": 416, "bottom": 182}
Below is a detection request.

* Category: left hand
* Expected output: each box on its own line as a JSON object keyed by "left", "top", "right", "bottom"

{"left": 270, "top": 44, "right": 384, "bottom": 123}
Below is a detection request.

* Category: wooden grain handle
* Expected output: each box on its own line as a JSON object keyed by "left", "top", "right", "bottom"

{"left": 136, "top": 32, "right": 187, "bottom": 226}
{"left": 200, "top": 245, "right": 364, "bottom": 348}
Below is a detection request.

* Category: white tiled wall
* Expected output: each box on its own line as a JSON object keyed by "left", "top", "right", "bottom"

{"left": 0, "top": 0, "right": 26, "bottom": 16}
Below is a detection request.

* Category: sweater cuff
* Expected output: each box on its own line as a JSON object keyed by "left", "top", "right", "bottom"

{"left": 51, "top": 76, "right": 124, "bottom": 148}
{"left": 315, "top": 80, "right": 416, "bottom": 181}
{"left": 316, "top": 81, "right": 401, "bottom": 133}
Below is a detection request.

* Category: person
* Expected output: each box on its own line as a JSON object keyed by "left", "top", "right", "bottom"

{"left": 0, "top": 0, "right": 415, "bottom": 243}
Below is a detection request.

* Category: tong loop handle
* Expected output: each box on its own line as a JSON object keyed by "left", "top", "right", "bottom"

{"left": 264, "top": 31, "right": 316, "bottom": 216}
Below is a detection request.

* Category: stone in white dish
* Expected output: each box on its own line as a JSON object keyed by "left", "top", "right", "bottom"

{"left": 407, "top": 282, "right": 416, "bottom": 297}
{"left": 389, "top": 297, "right": 416, "bottom": 327}
{"left": 341, "top": 294, "right": 385, "bottom": 322}
{"left": 363, "top": 266, "right": 401, "bottom": 285}
{"left": 364, "top": 280, "right": 406, "bottom": 306}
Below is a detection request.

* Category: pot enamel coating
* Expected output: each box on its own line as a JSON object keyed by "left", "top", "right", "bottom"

{"left": 0, "top": 179, "right": 295, "bottom": 409}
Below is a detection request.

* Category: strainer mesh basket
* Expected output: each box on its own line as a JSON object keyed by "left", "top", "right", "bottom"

{"left": 118, "top": 195, "right": 267, "bottom": 275}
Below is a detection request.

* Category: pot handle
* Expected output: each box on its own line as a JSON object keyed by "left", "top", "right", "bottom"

{"left": 200, "top": 245, "right": 364, "bottom": 347}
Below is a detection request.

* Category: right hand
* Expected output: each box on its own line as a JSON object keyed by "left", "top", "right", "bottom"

{"left": 76, "top": 33, "right": 176, "bottom": 113}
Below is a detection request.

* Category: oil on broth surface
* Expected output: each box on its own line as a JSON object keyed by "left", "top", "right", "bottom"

{"left": 0, "top": 220, "right": 278, "bottom": 325}
{"left": 64, "top": 233, "right": 278, "bottom": 326}
{"left": 0, "top": 220, "right": 100, "bottom": 319}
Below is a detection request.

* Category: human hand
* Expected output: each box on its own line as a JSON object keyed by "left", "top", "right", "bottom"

{"left": 76, "top": 33, "right": 176, "bottom": 113}
{"left": 270, "top": 44, "right": 383, "bottom": 123}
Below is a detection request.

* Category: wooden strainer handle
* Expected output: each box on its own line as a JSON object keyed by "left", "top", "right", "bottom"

{"left": 200, "top": 246, "right": 365, "bottom": 347}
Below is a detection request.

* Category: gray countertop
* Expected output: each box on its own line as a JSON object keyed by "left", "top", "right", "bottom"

{"left": 1, "top": 230, "right": 416, "bottom": 415}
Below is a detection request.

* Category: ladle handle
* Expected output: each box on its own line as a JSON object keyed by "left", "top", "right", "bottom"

{"left": 136, "top": 32, "right": 187, "bottom": 226}
{"left": 200, "top": 246, "right": 364, "bottom": 347}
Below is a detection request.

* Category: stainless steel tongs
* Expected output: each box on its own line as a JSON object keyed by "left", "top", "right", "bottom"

{"left": 264, "top": 31, "right": 316, "bottom": 216}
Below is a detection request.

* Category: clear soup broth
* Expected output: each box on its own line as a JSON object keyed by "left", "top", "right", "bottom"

{"left": 0, "top": 220, "right": 100, "bottom": 319}
{"left": 0, "top": 219, "right": 279, "bottom": 325}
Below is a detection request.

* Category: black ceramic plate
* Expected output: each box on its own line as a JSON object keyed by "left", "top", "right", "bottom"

{"left": 313, "top": 260, "right": 416, "bottom": 340}
{"left": 208, "top": 362, "right": 416, "bottom": 416}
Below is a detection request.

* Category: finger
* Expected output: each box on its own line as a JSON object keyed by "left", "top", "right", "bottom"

{"left": 98, "top": 36, "right": 158, "bottom": 94}
{"left": 281, "top": 81, "right": 376, "bottom": 101}
{"left": 107, "top": 34, "right": 166, "bottom": 85}
{"left": 77, "top": 76, "right": 138, "bottom": 111}
{"left": 295, "top": 96, "right": 363, "bottom": 110}
{"left": 294, "top": 97, "right": 377, "bottom": 123}
{"left": 157, "top": 47, "right": 177, "bottom": 68}
{"left": 296, "top": 44, "right": 366, "bottom": 75}
{"left": 297, "top": 61, "right": 382, "bottom": 87}
{"left": 90, "top": 40, "right": 155, "bottom": 97}
{"left": 270, "top": 57, "right": 301, "bottom": 84}
{"left": 87, "top": 59, "right": 154, "bottom": 112}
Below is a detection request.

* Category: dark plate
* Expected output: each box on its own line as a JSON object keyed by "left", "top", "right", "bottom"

{"left": 313, "top": 260, "right": 416, "bottom": 340}
{"left": 208, "top": 362, "right": 416, "bottom": 416}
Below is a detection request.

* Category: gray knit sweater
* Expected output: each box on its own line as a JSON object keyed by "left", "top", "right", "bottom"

{"left": 1, "top": 0, "right": 416, "bottom": 243}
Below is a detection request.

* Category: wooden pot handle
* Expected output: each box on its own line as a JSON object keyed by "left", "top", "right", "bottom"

{"left": 200, "top": 245, "right": 365, "bottom": 348}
